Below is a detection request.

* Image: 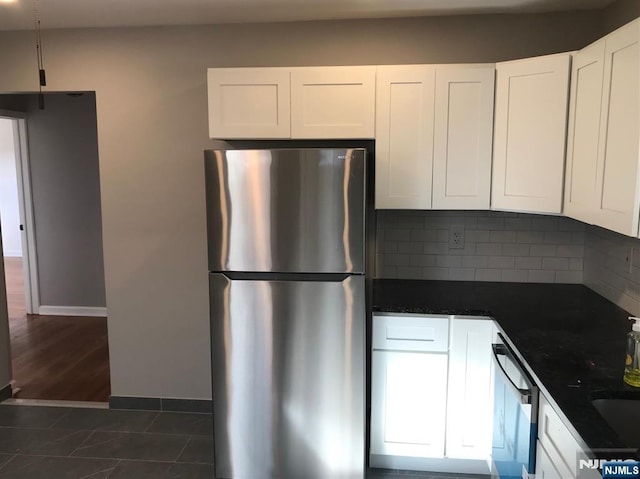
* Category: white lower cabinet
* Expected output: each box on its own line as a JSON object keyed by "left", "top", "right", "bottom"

{"left": 535, "top": 441, "right": 565, "bottom": 479}
{"left": 370, "top": 314, "right": 494, "bottom": 474}
{"left": 371, "top": 350, "right": 448, "bottom": 458}
{"left": 536, "top": 393, "right": 601, "bottom": 479}
{"left": 445, "top": 318, "right": 495, "bottom": 459}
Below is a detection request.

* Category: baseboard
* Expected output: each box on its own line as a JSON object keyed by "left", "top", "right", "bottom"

{"left": 38, "top": 306, "right": 107, "bottom": 317}
{"left": 0, "top": 383, "right": 12, "bottom": 402}
{"left": 369, "top": 454, "right": 490, "bottom": 476}
{"left": 109, "top": 396, "right": 212, "bottom": 413}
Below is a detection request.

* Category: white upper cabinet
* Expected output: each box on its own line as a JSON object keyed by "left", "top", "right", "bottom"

{"left": 563, "top": 18, "right": 640, "bottom": 237}
{"left": 290, "top": 66, "right": 376, "bottom": 139}
{"left": 207, "top": 68, "right": 291, "bottom": 139}
{"left": 492, "top": 53, "right": 571, "bottom": 214}
{"left": 594, "top": 20, "right": 640, "bottom": 237}
{"left": 375, "top": 65, "right": 435, "bottom": 209}
{"left": 432, "top": 65, "right": 495, "bottom": 210}
{"left": 564, "top": 42, "right": 605, "bottom": 225}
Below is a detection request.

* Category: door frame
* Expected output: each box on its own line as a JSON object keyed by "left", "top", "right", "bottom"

{"left": 0, "top": 110, "right": 40, "bottom": 314}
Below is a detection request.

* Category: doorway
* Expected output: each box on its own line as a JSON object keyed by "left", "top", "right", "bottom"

{"left": 0, "top": 93, "right": 110, "bottom": 403}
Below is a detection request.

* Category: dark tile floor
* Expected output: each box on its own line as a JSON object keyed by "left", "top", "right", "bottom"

{"left": 0, "top": 404, "right": 487, "bottom": 478}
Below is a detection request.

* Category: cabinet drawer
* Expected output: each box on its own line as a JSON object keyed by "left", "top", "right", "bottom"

{"left": 373, "top": 314, "right": 449, "bottom": 352}
{"left": 538, "top": 393, "right": 583, "bottom": 478}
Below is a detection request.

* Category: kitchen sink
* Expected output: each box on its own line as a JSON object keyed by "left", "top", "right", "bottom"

{"left": 591, "top": 396, "right": 640, "bottom": 449}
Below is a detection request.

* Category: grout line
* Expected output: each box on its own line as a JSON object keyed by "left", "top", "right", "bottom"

{"left": 0, "top": 454, "right": 17, "bottom": 472}
{"left": 174, "top": 436, "right": 192, "bottom": 463}
{"left": 104, "top": 459, "right": 121, "bottom": 478}
{"left": 143, "top": 412, "right": 161, "bottom": 433}
{"left": 69, "top": 430, "right": 97, "bottom": 457}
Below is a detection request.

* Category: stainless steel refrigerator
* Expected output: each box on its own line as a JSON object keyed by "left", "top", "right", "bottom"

{"left": 205, "top": 148, "right": 367, "bottom": 479}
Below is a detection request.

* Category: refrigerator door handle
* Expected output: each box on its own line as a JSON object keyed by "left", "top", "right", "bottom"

{"left": 221, "top": 272, "right": 354, "bottom": 282}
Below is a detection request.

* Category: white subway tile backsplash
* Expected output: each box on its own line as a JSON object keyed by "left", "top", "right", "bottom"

{"left": 467, "top": 230, "right": 491, "bottom": 243}
{"left": 490, "top": 231, "right": 518, "bottom": 243}
{"left": 557, "top": 245, "right": 584, "bottom": 258}
{"left": 397, "top": 242, "right": 424, "bottom": 254}
{"left": 487, "top": 256, "right": 516, "bottom": 269}
{"left": 502, "top": 243, "right": 530, "bottom": 257}
{"left": 555, "top": 271, "right": 583, "bottom": 283}
{"left": 505, "top": 217, "right": 533, "bottom": 231}
{"left": 449, "top": 268, "right": 476, "bottom": 281}
{"left": 475, "top": 269, "right": 502, "bottom": 281}
{"left": 543, "top": 231, "right": 572, "bottom": 244}
{"left": 515, "top": 257, "right": 542, "bottom": 270}
{"left": 542, "top": 257, "right": 569, "bottom": 271}
{"left": 530, "top": 244, "right": 557, "bottom": 257}
{"left": 477, "top": 217, "right": 505, "bottom": 230}
{"left": 501, "top": 269, "right": 529, "bottom": 282}
{"left": 517, "top": 231, "right": 545, "bottom": 244}
{"left": 476, "top": 243, "right": 503, "bottom": 256}
{"left": 423, "top": 267, "right": 450, "bottom": 280}
{"left": 376, "top": 210, "right": 585, "bottom": 283}
{"left": 462, "top": 256, "right": 490, "bottom": 268}
{"left": 396, "top": 266, "right": 423, "bottom": 279}
{"left": 528, "top": 270, "right": 556, "bottom": 282}
{"left": 436, "top": 255, "right": 463, "bottom": 268}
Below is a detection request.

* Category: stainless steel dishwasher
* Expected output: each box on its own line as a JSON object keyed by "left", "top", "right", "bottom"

{"left": 491, "top": 333, "right": 539, "bottom": 479}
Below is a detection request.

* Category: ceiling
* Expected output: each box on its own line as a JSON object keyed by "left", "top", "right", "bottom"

{"left": 0, "top": 0, "right": 616, "bottom": 31}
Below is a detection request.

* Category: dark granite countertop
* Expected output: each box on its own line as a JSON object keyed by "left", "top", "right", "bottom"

{"left": 373, "top": 279, "right": 640, "bottom": 456}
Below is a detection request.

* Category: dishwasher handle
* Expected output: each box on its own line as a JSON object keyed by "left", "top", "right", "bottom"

{"left": 492, "top": 343, "right": 533, "bottom": 405}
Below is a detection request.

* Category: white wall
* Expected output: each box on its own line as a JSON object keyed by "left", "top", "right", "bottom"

{"left": 0, "top": 119, "right": 22, "bottom": 257}
{"left": 0, "top": 12, "right": 608, "bottom": 400}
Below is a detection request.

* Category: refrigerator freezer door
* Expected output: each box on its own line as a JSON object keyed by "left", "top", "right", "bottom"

{"left": 209, "top": 272, "right": 365, "bottom": 479}
{"left": 205, "top": 148, "right": 366, "bottom": 274}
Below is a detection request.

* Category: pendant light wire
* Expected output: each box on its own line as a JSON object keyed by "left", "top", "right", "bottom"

{"left": 34, "top": 0, "right": 46, "bottom": 108}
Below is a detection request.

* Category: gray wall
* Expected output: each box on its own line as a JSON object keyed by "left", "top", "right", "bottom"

{"left": 20, "top": 93, "right": 106, "bottom": 308}
{"left": 376, "top": 211, "right": 585, "bottom": 283}
{"left": 0, "top": 10, "right": 616, "bottom": 400}
{"left": 0, "top": 236, "right": 11, "bottom": 393}
{"left": 603, "top": 0, "right": 640, "bottom": 34}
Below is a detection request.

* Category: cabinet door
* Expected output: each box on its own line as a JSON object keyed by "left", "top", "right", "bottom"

{"left": 594, "top": 19, "right": 640, "bottom": 237}
{"left": 433, "top": 65, "right": 495, "bottom": 210}
{"left": 370, "top": 350, "right": 447, "bottom": 458}
{"left": 207, "top": 68, "right": 291, "bottom": 139}
{"left": 375, "top": 65, "right": 435, "bottom": 209}
{"left": 564, "top": 41, "right": 605, "bottom": 225}
{"left": 446, "top": 319, "right": 494, "bottom": 459}
{"left": 290, "top": 66, "right": 376, "bottom": 139}
{"left": 492, "top": 53, "right": 571, "bottom": 214}
{"left": 535, "top": 441, "right": 565, "bottom": 479}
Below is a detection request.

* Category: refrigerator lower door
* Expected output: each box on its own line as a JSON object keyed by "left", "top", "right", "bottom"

{"left": 209, "top": 273, "right": 365, "bottom": 479}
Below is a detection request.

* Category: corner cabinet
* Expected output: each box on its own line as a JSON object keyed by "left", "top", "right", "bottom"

{"left": 207, "top": 68, "right": 291, "bottom": 139}
{"left": 207, "top": 66, "right": 376, "bottom": 140}
{"left": 565, "top": 19, "right": 640, "bottom": 237}
{"left": 375, "top": 64, "right": 495, "bottom": 210}
{"left": 492, "top": 53, "right": 571, "bottom": 214}
{"left": 370, "top": 313, "right": 495, "bottom": 474}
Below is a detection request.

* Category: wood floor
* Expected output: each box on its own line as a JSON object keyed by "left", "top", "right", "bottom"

{"left": 3, "top": 256, "right": 110, "bottom": 402}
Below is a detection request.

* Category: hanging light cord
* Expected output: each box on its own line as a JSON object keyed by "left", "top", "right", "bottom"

{"left": 34, "top": 0, "right": 46, "bottom": 108}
